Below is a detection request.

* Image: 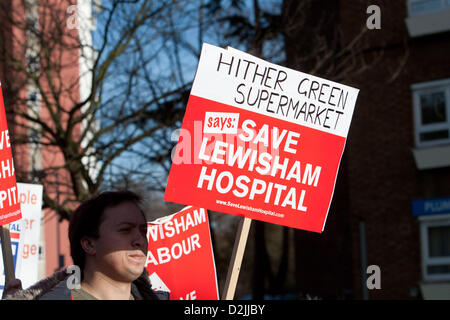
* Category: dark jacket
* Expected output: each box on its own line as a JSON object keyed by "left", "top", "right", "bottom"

{"left": 3, "top": 268, "right": 170, "bottom": 300}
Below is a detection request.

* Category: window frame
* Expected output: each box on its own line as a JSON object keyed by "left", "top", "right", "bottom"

{"left": 408, "top": 0, "right": 450, "bottom": 16}
{"left": 419, "top": 213, "right": 450, "bottom": 281}
{"left": 412, "top": 78, "right": 450, "bottom": 148}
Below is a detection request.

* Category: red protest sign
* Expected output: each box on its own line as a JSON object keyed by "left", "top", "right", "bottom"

{"left": 145, "top": 206, "right": 219, "bottom": 300}
{"left": 0, "top": 85, "right": 22, "bottom": 226}
{"left": 164, "top": 44, "right": 359, "bottom": 233}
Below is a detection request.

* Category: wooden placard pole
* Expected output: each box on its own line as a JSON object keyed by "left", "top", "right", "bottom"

{"left": 1, "top": 224, "right": 15, "bottom": 284}
{"left": 222, "top": 216, "right": 252, "bottom": 300}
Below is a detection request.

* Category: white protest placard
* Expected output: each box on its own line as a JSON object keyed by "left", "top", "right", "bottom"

{"left": 164, "top": 43, "right": 360, "bottom": 300}
{"left": 0, "top": 219, "right": 24, "bottom": 296}
{"left": 0, "top": 183, "right": 43, "bottom": 294}
{"left": 165, "top": 43, "right": 359, "bottom": 233}
{"left": 17, "top": 183, "right": 43, "bottom": 289}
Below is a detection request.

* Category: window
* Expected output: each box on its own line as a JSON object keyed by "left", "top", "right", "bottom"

{"left": 26, "top": 52, "right": 40, "bottom": 74}
{"left": 405, "top": 0, "right": 450, "bottom": 37}
{"left": 412, "top": 78, "right": 450, "bottom": 147}
{"left": 408, "top": 0, "right": 450, "bottom": 16}
{"left": 420, "top": 214, "right": 450, "bottom": 281}
{"left": 27, "top": 91, "right": 41, "bottom": 109}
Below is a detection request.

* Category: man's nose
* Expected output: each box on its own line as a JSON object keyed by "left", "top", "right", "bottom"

{"left": 132, "top": 230, "right": 147, "bottom": 248}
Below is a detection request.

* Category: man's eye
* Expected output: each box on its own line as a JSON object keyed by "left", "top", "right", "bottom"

{"left": 119, "top": 228, "right": 131, "bottom": 232}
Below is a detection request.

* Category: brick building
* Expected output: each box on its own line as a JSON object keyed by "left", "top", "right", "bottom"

{"left": 290, "top": 0, "right": 450, "bottom": 299}
{"left": 0, "top": 0, "right": 95, "bottom": 281}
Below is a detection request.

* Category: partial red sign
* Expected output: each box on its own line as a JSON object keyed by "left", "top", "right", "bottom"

{"left": 164, "top": 44, "right": 359, "bottom": 233}
{"left": 0, "top": 85, "right": 22, "bottom": 226}
{"left": 145, "top": 206, "right": 219, "bottom": 300}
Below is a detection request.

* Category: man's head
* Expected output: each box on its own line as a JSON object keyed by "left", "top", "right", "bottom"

{"left": 68, "top": 191, "right": 148, "bottom": 282}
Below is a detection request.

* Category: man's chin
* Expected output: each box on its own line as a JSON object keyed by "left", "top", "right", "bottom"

{"left": 126, "top": 266, "right": 145, "bottom": 280}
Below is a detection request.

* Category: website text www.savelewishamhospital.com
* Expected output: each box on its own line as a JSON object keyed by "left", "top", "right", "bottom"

{"left": 216, "top": 199, "right": 284, "bottom": 218}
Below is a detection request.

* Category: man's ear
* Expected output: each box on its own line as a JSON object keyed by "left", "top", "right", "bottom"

{"left": 80, "top": 237, "right": 96, "bottom": 256}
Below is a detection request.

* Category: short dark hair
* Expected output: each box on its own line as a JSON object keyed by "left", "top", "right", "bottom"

{"left": 68, "top": 190, "right": 144, "bottom": 275}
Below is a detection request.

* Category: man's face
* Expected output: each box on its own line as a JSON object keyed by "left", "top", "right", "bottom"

{"left": 90, "top": 201, "right": 148, "bottom": 283}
